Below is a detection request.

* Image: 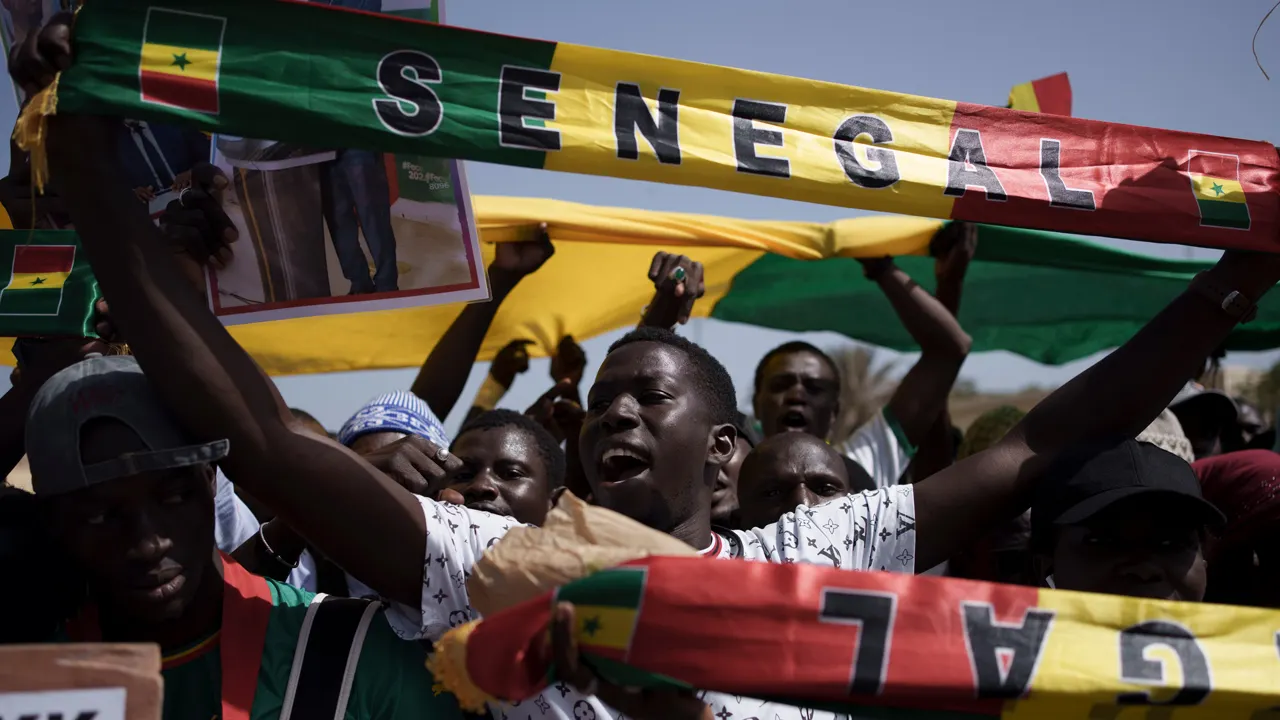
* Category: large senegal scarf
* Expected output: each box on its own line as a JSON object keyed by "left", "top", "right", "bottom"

{"left": 17, "top": 0, "right": 1280, "bottom": 254}
{"left": 429, "top": 556, "right": 1280, "bottom": 718}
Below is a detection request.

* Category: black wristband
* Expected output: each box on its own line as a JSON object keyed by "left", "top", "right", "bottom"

{"left": 1189, "top": 271, "right": 1259, "bottom": 324}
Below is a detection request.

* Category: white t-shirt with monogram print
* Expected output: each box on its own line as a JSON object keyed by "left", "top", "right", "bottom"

{"left": 348, "top": 485, "right": 917, "bottom": 720}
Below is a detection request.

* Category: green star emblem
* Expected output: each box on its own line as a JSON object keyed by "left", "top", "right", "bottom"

{"left": 29, "top": 277, "right": 45, "bottom": 285}
{"left": 1211, "top": 182, "right": 1225, "bottom": 196}
{"left": 171, "top": 53, "right": 190, "bottom": 71}
{"left": 582, "top": 616, "right": 601, "bottom": 637}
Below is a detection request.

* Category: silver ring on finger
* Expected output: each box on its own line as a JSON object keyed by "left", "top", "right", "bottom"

{"left": 179, "top": 187, "right": 192, "bottom": 207}
{"left": 434, "top": 445, "right": 450, "bottom": 463}
{"left": 667, "top": 265, "right": 687, "bottom": 283}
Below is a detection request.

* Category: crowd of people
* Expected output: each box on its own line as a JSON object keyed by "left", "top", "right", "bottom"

{"left": 3, "top": 15, "right": 1280, "bottom": 720}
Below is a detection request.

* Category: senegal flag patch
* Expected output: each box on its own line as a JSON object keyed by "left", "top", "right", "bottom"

{"left": 140, "top": 7, "right": 225, "bottom": 114}
{"left": 558, "top": 566, "right": 646, "bottom": 662}
{"left": 1188, "top": 151, "right": 1251, "bottom": 230}
{"left": 0, "top": 245, "right": 76, "bottom": 316}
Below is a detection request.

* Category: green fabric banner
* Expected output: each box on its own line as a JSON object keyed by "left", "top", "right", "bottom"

{"left": 712, "top": 224, "right": 1278, "bottom": 365}
{"left": 0, "top": 231, "right": 99, "bottom": 338}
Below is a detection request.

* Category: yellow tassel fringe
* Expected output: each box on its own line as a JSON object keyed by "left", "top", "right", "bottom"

{"left": 425, "top": 620, "right": 499, "bottom": 713}
{"left": 12, "top": 75, "right": 61, "bottom": 195}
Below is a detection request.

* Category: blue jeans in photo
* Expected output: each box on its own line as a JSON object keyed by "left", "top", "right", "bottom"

{"left": 320, "top": 149, "right": 399, "bottom": 294}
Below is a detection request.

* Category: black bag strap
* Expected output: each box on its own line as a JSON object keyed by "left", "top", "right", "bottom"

{"left": 279, "top": 594, "right": 383, "bottom": 720}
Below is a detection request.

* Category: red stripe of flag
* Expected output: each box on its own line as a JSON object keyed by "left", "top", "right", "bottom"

{"left": 944, "top": 102, "right": 1280, "bottom": 248}
{"left": 1029, "top": 73, "right": 1072, "bottom": 117}
{"left": 14, "top": 245, "right": 75, "bottom": 275}
{"left": 1187, "top": 152, "right": 1240, "bottom": 180}
{"left": 627, "top": 557, "right": 1032, "bottom": 716}
{"left": 140, "top": 70, "right": 218, "bottom": 113}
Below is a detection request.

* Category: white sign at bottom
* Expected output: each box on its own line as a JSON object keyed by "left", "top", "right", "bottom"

{"left": 0, "top": 687, "right": 126, "bottom": 720}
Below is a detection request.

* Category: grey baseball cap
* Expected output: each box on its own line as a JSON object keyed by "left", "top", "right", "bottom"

{"left": 25, "top": 355, "right": 229, "bottom": 497}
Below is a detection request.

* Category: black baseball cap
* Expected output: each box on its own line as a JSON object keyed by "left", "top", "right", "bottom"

{"left": 1030, "top": 438, "right": 1225, "bottom": 548}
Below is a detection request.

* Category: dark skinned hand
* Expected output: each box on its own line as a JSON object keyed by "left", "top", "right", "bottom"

{"left": 641, "top": 252, "right": 704, "bottom": 327}
{"left": 490, "top": 223, "right": 555, "bottom": 288}
{"left": 931, "top": 221, "right": 978, "bottom": 282}
{"left": 8, "top": 12, "right": 71, "bottom": 98}
{"left": 524, "top": 379, "right": 582, "bottom": 444}
{"left": 490, "top": 339, "right": 534, "bottom": 388}
{"left": 355, "top": 435, "right": 462, "bottom": 498}
{"left": 549, "top": 602, "right": 712, "bottom": 720}
{"left": 856, "top": 255, "right": 895, "bottom": 282}
{"left": 158, "top": 162, "right": 240, "bottom": 294}
{"left": 549, "top": 334, "right": 586, "bottom": 386}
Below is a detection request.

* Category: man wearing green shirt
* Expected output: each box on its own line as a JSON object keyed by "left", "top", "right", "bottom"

{"left": 27, "top": 354, "right": 462, "bottom": 720}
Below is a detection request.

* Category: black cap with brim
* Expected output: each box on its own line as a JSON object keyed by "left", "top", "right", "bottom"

{"left": 1051, "top": 485, "right": 1226, "bottom": 529}
{"left": 1031, "top": 438, "right": 1226, "bottom": 549}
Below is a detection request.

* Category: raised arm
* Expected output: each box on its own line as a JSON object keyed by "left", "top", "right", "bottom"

{"left": 409, "top": 229, "right": 553, "bottom": 419}
{"left": 905, "top": 222, "right": 977, "bottom": 481}
{"left": 912, "top": 252, "right": 1280, "bottom": 570}
{"left": 640, "top": 252, "right": 704, "bottom": 329}
{"left": 44, "top": 107, "right": 430, "bottom": 606}
{"left": 859, "top": 237, "right": 972, "bottom": 448}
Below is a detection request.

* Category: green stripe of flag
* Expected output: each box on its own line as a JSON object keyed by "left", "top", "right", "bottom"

{"left": 62, "top": 0, "right": 559, "bottom": 170}
{"left": 557, "top": 566, "right": 646, "bottom": 609}
{"left": 144, "top": 7, "right": 224, "bottom": 51}
{"left": 0, "top": 288, "right": 64, "bottom": 315}
{"left": 1198, "top": 199, "right": 1250, "bottom": 230}
{"left": 710, "top": 223, "right": 1280, "bottom": 366}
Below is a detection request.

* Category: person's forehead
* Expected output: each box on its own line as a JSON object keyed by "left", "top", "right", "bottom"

{"left": 49, "top": 467, "right": 181, "bottom": 510}
{"left": 349, "top": 430, "right": 407, "bottom": 454}
{"left": 774, "top": 434, "right": 841, "bottom": 463}
{"left": 454, "top": 425, "right": 540, "bottom": 464}
{"left": 751, "top": 438, "right": 841, "bottom": 475}
{"left": 597, "top": 341, "right": 688, "bottom": 384}
{"left": 763, "top": 350, "right": 833, "bottom": 379}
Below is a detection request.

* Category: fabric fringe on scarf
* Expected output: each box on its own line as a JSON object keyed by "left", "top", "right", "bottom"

{"left": 13, "top": 78, "right": 59, "bottom": 195}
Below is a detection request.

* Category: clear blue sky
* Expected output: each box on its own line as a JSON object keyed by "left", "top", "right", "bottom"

{"left": 3, "top": 0, "right": 1279, "bottom": 434}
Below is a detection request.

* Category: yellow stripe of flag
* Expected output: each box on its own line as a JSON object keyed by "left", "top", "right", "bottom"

{"left": 1007, "top": 81, "right": 1041, "bottom": 113}
{"left": 1191, "top": 174, "right": 1245, "bottom": 204}
{"left": 575, "top": 605, "right": 638, "bottom": 651}
{"left": 544, "top": 44, "right": 959, "bottom": 221}
{"left": 5, "top": 271, "right": 69, "bottom": 291}
{"left": 140, "top": 43, "right": 219, "bottom": 82}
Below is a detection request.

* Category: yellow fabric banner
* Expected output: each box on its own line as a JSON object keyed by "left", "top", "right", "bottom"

{"left": 1, "top": 200, "right": 942, "bottom": 374}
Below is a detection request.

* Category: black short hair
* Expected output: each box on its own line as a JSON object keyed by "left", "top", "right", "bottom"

{"left": 455, "top": 410, "right": 565, "bottom": 489}
{"left": 753, "top": 341, "right": 840, "bottom": 395}
{"left": 608, "top": 327, "right": 737, "bottom": 426}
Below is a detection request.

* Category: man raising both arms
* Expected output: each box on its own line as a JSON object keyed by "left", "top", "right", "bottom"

{"left": 752, "top": 224, "right": 975, "bottom": 489}
{"left": 24, "top": 20, "right": 1280, "bottom": 719}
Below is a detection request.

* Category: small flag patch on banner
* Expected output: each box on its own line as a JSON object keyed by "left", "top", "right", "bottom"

{"left": 139, "top": 7, "right": 225, "bottom": 114}
{"left": 0, "top": 245, "right": 76, "bottom": 316}
{"left": 1188, "top": 151, "right": 1250, "bottom": 230}
{"left": 558, "top": 566, "right": 646, "bottom": 661}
